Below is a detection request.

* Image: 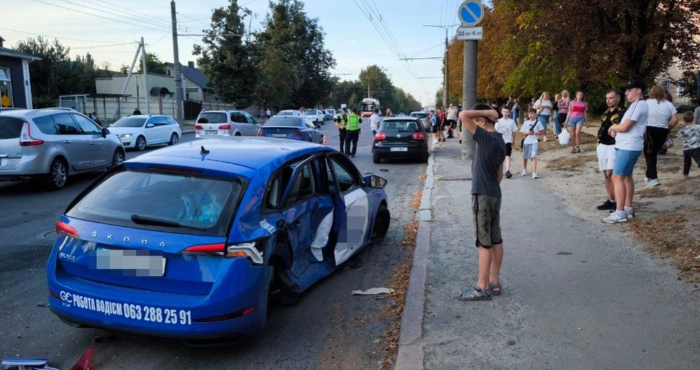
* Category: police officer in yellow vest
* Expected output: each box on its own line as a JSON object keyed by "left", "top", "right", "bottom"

{"left": 345, "top": 108, "right": 362, "bottom": 157}
{"left": 335, "top": 108, "right": 349, "bottom": 154}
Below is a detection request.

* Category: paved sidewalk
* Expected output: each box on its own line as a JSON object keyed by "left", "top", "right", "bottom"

{"left": 396, "top": 138, "right": 700, "bottom": 369}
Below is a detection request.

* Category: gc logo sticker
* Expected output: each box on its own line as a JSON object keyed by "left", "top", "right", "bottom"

{"left": 60, "top": 290, "right": 72, "bottom": 307}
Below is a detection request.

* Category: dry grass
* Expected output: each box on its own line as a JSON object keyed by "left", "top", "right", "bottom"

{"left": 628, "top": 209, "right": 700, "bottom": 281}
{"left": 546, "top": 154, "right": 597, "bottom": 171}
{"left": 637, "top": 186, "right": 666, "bottom": 198}
{"left": 515, "top": 130, "right": 597, "bottom": 154}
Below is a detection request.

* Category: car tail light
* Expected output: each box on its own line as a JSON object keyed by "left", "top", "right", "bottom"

{"left": 374, "top": 132, "right": 386, "bottom": 141}
{"left": 56, "top": 220, "right": 79, "bottom": 238}
{"left": 19, "top": 122, "right": 44, "bottom": 147}
{"left": 257, "top": 130, "right": 265, "bottom": 136}
{"left": 194, "top": 124, "right": 203, "bottom": 130}
{"left": 412, "top": 132, "right": 426, "bottom": 140}
{"left": 182, "top": 241, "right": 264, "bottom": 264}
{"left": 291, "top": 131, "right": 303, "bottom": 138}
{"left": 219, "top": 124, "right": 231, "bottom": 130}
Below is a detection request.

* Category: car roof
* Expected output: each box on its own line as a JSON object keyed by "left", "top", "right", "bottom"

{"left": 127, "top": 137, "right": 333, "bottom": 176}
{"left": 199, "top": 110, "right": 248, "bottom": 114}
{"left": 383, "top": 116, "right": 421, "bottom": 121}
{"left": 0, "top": 109, "right": 78, "bottom": 118}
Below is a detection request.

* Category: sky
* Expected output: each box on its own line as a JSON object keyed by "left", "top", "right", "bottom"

{"left": 2, "top": 0, "right": 473, "bottom": 107}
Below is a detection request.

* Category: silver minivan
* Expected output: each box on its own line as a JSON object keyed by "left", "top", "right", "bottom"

{"left": 0, "top": 109, "right": 125, "bottom": 190}
{"left": 194, "top": 110, "right": 262, "bottom": 138}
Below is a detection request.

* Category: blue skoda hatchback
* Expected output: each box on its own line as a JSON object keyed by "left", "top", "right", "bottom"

{"left": 47, "top": 138, "right": 390, "bottom": 339}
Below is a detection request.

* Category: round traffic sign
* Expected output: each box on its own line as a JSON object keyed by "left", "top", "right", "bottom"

{"left": 458, "top": 0, "right": 484, "bottom": 27}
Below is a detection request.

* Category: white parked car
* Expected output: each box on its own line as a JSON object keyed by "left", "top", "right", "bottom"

{"left": 194, "top": 110, "right": 262, "bottom": 138}
{"left": 302, "top": 109, "right": 325, "bottom": 125}
{"left": 109, "top": 115, "right": 182, "bottom": 151}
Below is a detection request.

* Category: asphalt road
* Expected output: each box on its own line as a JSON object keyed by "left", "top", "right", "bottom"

{"left": 0, "top": 117, "right": 425, "bottom": 369}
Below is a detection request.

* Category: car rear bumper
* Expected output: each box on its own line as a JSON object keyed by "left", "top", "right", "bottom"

{"left": 372, "top": 144, "right": 427, "bottom": 159}
{"left": 47, "top": 247, "right": 271, "bottom": 338}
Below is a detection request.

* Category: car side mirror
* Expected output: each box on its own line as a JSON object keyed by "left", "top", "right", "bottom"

{"left": 146, "top": 123, "right": 154, "bottom": 128}
{"left": 363, "top": 174, "right": 387, "bottom": 189}
{"left": 102, "top": 127, "right": 109, "bottom": 137}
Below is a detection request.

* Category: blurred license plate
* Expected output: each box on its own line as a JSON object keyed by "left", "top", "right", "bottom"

{"left": 94, "top": 249, "right": 166, "bottom": 277}
{"left": 205, "top": 130, "right": 217, "bottom": 135}
{"left": 272, "top": 134, "right": 287, "bottom": 138}
{"left": 390, "top": 147, "right": 408, "bottom": 152}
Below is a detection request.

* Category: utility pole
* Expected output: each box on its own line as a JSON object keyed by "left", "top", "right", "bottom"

{"left": 423, "top": 24, "right": 459, "bottom": 107}
{"left": 171, "top": 0, "right": 183, "bottom": 124}
{"left": 141, "top": 37, "right": 150, "bottom": 115}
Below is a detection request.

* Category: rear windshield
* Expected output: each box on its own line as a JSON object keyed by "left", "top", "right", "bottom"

{"left": 277, "top": 110, "right": 297, "bottom": 116}
{"left": 66, "top": 170, "right": 242, "bottom": 237}
{"left": 304, "top": 110, "right": 317, "bottom": 115}
{"left": 197, "top": 112, "right": 228, "bottom": 123}
{"left": 0, "top": 116, "right": 23, "bottom": 139}
{"left": 265, "top": 117, "right": 301, "bottom": 127}
{"left": 410, "top": 112, "right": 427, "bottom": 118}
{"left": 383, "top": 120, "right": 419, "bottom": 132}
{"left": 112, "top": 116, "right": 147, "bottom": 127}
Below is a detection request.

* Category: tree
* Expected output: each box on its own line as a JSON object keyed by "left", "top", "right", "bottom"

{"left": 193, "top": 0, "right": 257, "bottom": 107}
{"left": 15, "top": 36, "right": 71, "bottom": 102}
{"left": 138, "top": 53, "right": 167, "bottom": 75}
{"left": 254, "top": 0, "right": 335, "bottom": 108}
{"left": 359, "top": 65, "right": 394, "bottom": 110}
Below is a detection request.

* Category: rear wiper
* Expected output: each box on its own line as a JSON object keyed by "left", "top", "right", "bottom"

{"left": 130, "top": 214, "right": 206, "bottom": 231}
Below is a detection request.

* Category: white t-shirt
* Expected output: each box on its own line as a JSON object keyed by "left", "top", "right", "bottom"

{"left": 615, "top": 100, "right": 649, "bottom": 151}
{"left": 645, "top": 99, "right": 676, "bottom": 129}
{"left": 495, "top": 117, "right": 518, "bottom": 143}
{"left": 370, "top": 113, "right": 381, "bottom": 130}
{"left": 520, "top": 119, "right": 544, "bottom": 145}
{"left": 535, "top": 98, "right": 553, "bottom": 116}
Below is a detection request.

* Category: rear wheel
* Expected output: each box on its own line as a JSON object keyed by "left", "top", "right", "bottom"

{"left": 45, "top": 158, "right": 68, "bottom": 190}
{"left": 135, "top": 136, "right": 146, "bottom": 151}
{"left": 371, "top": 204, "right": 390, "bottom": 243}
{"left": 373, "top": 153, "right": 381, "bottom": 164}
{"left": 169, "top": 133, "right": 179, "bottom": 145}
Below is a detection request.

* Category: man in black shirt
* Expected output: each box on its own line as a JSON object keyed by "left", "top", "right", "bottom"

{"left": 596, "top": 90, "right": 625, "bottom": 210}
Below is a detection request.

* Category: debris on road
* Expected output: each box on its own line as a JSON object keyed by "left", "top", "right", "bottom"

{"left": 351, "top": 288, "right": 394, "bottom": 295}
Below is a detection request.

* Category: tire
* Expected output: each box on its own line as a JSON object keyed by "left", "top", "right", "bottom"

{"left": 371, "top": 203, "right": 390, "bottom": 243}
{"left": 421, "top": 152, "right": 429, "bottom": 163}
{"left": 111, "top": 149, "right": 125, "bottom": 167}
{"left": 373, "top": 153, "right": 381, "bottom": 164}
{"left": 168, "top": 133, "right": 179, "bottom": 145}
{"left": 135, "top": 136, "right": 146, "bottom": 151}
{"left": 234, "top": 132, "right": 242, "bottom": 136}
{"left": 45, "top": 158, "right": 68, "bottom": 190}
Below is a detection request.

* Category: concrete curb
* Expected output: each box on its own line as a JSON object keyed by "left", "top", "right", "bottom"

{"left": 395, "top": 144, "right": 436, "bottom": 370}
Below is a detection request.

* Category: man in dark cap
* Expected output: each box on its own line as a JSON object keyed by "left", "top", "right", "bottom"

{"left": 603, "top": 80, "right": 649, "bottom": 224}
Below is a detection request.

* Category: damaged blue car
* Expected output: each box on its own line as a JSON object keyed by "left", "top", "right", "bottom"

{"left": 46, "top": 138, "right": 390, "bottom": 340}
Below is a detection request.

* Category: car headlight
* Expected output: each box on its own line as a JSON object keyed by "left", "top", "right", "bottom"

{"left": 119, "top": 133, "right": 132, "bottom": 138}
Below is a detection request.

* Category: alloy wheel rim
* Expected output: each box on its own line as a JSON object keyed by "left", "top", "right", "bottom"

{"left": 53, "top": 162, "right": 66, "bottom": 187}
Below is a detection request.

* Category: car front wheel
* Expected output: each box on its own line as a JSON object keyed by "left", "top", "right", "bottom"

{"left": 135, "top": 136, "right": 146, "bottom": 151}
{"left": 112, "top": 149, "right": 125, "bottom": 167}
{"left": 169, "top": 133, "right": 179, "bottom": 145}
{"left": 45, "top": 158, "right": 68, "bottom": 190}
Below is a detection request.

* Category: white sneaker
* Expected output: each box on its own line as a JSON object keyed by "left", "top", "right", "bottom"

{"left": 522, "top": 169, "right": 527, "bottom": 176}
{"left": 644, "top": 177, "right": 650, "bottom": 185}
{"left": 647, "top": 178, "right": 660, "bottom": 187}
{"left": 603, "top": 212, "right": 628, "bottom": 224}
{"left": 532, "top": 172, "right": 539, "bottom": 179}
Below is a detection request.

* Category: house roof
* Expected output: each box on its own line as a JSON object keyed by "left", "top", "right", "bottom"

{"left": 0, "top": 47, "right": 41, "bottom": 61}
{"left": 165, "top": 62, "right": 210, "bottom": 90}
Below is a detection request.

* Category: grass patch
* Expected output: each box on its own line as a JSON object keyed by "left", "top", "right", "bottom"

{"left": 628, "top": 209, "right": 700, "bottom": 281}
{"left": 659, "top": 165, "right": 682, "bottom": 173}
{"left": 665, "top": 178, "right": 700, "bottom": 199}
{"left": 637, "top": 186, "right": 666, "bottom": 198}
{"left": 546, "top": 154, "right": 597, "bottom": 171}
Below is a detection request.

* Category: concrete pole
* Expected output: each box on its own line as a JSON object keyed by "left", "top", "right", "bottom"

{"left": 171, "top": 0, "right": 183, "bottom": 123}
{"left": 461, "top": 40, "right": 478, "bottom": 160}
{"left": 141, "top": 37, "right": 150, "bottom": 115}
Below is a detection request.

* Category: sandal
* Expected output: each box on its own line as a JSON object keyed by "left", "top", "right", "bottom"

{"left": 488, "top": 283, "right": 502, "bottom": 296}
{"left": 571, "top": 147, "right": 576, "bottom": 154}
{"left": 457, "top": 287, "right": 492, "bottom": 301}
{"left": 576, "top": 146, "right": 581, "bottom": 153}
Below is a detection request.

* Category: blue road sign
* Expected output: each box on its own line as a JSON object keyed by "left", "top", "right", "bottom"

{"left": 458, "top": 0, "right": 484, "bottom": 27}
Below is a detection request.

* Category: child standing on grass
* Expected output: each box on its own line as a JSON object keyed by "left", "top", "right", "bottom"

{"left": 676, "top": 111, "right": 700, "bottom": 178}
{"left": 520, "top": 108, "right": 544, "bottom": 179}
{"left": 456, "top": 104, "right": 505, "bottom": 301}
{"left": 495, "top": 107, "right": 519, "bottom": 178}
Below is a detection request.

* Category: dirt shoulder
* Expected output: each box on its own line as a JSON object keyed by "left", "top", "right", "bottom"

{"left": 512, "top": 118, "right": 700, "bottom": 282}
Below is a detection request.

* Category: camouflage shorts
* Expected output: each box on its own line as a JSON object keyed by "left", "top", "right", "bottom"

{"left": 471, "top": 194, "right": 503, "bottom": 249}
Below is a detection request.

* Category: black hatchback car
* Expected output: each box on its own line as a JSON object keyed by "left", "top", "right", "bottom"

{"left": 372, "top": 117, "right": 429, "bottom": 163}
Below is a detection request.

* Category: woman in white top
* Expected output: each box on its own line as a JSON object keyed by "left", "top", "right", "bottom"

{"left": 534, "top": 92, "right": 553, "bottom": 141}
{"left": 644, "top": 85, "right": 678, "bottom": 186}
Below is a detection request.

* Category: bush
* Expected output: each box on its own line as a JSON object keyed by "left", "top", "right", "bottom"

{"left": 676, "top": 104, "right": 696, "bottom": 114}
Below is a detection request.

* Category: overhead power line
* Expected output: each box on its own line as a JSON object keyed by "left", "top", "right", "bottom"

{"left": 0, "top": 26, "right": 124, "bottom": 43}
{"left": 71, "top": 41, "right": 138, "bottom": 49}
{"left": 32, "top": 0, "right": 169, "bottom": 33}
{"left": 76, "top": 0, "right": 171, "bottom": 28}
{"left": 58, "top": 0, "right": 170, "bottom": 30}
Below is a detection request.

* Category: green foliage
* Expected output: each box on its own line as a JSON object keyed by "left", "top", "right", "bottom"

{"left": 138, "top": 53, "right": 167, "bottom": 75}
{"left": 193, "top": 0, "right": 257, "bottom": 107}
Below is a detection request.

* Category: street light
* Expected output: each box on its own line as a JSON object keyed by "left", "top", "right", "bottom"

{"left": 423, "top": 24, "right": 459, "bottom": 108}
